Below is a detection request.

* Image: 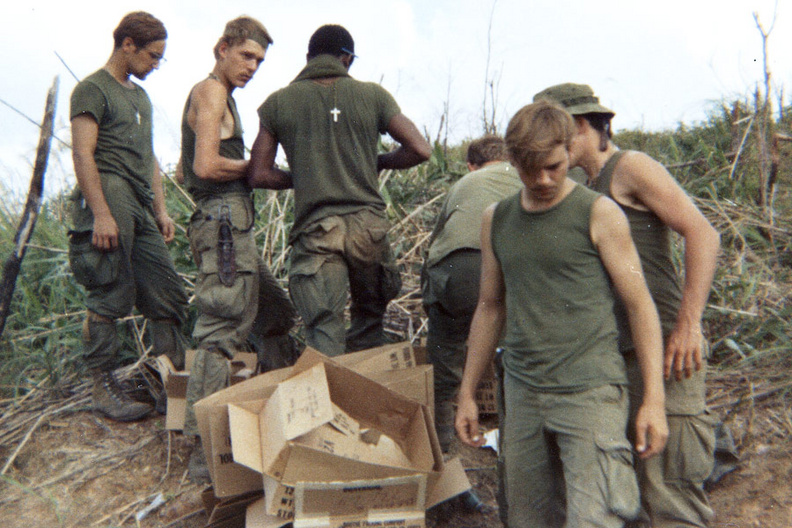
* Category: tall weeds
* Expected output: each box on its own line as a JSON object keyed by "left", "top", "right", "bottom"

{"left": 0, "top": 98, "right": 790, "bottom": 397}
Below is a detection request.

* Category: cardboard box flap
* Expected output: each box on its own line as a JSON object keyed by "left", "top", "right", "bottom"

{"left": 279, "top": 444, "right": 425, "bottom": 485}
{"left": 425, "top": 457, "right": 472, "bottom": 508}
{"left": 260, "top": 363, "right": 335, "bottom": 477}
{"left": 228, "top": 399, "right": 269, "bottom": 473}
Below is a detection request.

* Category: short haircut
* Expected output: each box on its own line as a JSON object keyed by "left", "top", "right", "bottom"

{"left": 113, "top": 12, "right": 167, "bottom": 50}
{"left": 213, "top": 16, "right": 273, "bottom": 60}
{"left": 505, "top": 101, "right": 574, "bottom": 173}
{"left": 466, "top": 135, "right": 507, "bottom": 166}
{"left": 307, "top": 25, "right": 354, "bottom": 59}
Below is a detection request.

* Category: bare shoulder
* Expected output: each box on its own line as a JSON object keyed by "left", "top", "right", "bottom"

{"left": 617, "top": 150, "right": 674, "bottom": 186}
{"left": 191, "top": 77, "right": 227, "bottom": 106}
{"left": 590, "top": 194, "right": 631, "bottom": 245}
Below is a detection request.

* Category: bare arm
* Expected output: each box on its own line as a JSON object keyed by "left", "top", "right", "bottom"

{"left": 377, "top": 113, "right": 432, "bottom": 171}
{"left": 455, "top": 205, "right": 505, "bottom": 447}
{"left": 247, "top": 126, "right": 293, "bottom": 190}
{"left": 189, "top": 80, "right": 248, "bottom": 182}
{"left": 71, "top": 114, "right": 119, "bottom": 251}
{"left": 617, "top": 152, "right": 720, "bottom": 379}
{"left": 151, "top": 161, "right": 176, "bottom": 243}
{"left": 591, "top": 196, "right": 668, "bottom": 459}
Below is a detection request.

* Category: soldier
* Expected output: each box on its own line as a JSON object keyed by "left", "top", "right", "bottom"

{"left": 456, "top": 101, "right": 668, "bottom": 528}
{"left": 178, "top": 16, "right": 297, "bottom": 482}
{"left": 68, "top": 11, "right": 188, "bottom": 422}
{"left": 248, "top": 24, "right": 431, "bottom": 357}
{"left": 535, "top": 83, "right": 720, "bottom": 528}
{"left": 421, "top": 134, "right": 521, "bottom": 452}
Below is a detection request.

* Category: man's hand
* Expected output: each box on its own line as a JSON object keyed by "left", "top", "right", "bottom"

{"left": 92, "top": 213, "right": 120, "bottom": 251}
{"left": 156, "top": 212, "right": 176, "bottom": 243}
{"left": 455, "top": 395, "right": 485, "bottom": 447}
{"left": 633, "top": 401, "right": 668, "bottom": 459}
{"left": 664, "top": 319, "right": 704, "bottom": 381}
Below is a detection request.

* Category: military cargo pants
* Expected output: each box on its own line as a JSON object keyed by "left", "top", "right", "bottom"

{"left": 68, "top": 174, "right": 188, "bottom": 372}
{"left": 422, "top": 249, "right": 480, "bottom": 449}
{"left": 288, "top": 209, "right": 401, "bottom": 357}
{"left": 624, "top": 348, "right": 716, "bottom": 528}
{"left": 183, "top": 194, "right": 296, "bottom": 436}
{"left": 503, "top": 372, "right": 641, "bottom": 528}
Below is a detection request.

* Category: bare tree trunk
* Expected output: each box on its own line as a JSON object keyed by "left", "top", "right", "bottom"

{"left": 0, "top": 76, "right": 59, "bottom": 338}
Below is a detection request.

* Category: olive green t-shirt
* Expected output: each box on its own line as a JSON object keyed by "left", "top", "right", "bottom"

{"left": 491, "top": 184, "right": 626, "bottom": 392}
{"left": 426, "top": 161, "right": 522, "bottom": 269}
{"left": 590, "top": 151, "right": 684, "bottom": 350}
{"left": 258, "top": 55, "right": 401, "bottom": 240}
{"left": 181, "top": 87, "right": 250, "bottom": 201}
{"left": 70, "top": 68, "right": 155, "bottom": 206}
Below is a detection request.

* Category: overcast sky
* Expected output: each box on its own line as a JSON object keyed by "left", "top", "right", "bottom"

{"left": 1, "top": 0, "right": 789, "bottom": 198}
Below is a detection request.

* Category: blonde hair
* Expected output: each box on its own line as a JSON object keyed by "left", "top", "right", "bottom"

{"left": 505, "top": 101, "right": 574, "bottom": 173}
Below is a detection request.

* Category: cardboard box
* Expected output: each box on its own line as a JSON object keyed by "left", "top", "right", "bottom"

{"left": 292, "top": 474, "right": 427, "bottom": 528}
{"left": 251, "top": 456, "right": 470, "bottom": 521}
{"left": 155, "top": 350, "right": 258, "bottom": 431}
{"left": 230, "top": 350, "right": 470, "bottom": 525}
{"left": 228, "top": 358, "right": 439, "bottom": 483}
{"left": 194, "top": 343, "right": 421, "bottom": 498}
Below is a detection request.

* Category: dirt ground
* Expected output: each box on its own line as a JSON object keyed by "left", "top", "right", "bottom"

{"left": 0, "top": 377, "right": 790, "bottom": 528}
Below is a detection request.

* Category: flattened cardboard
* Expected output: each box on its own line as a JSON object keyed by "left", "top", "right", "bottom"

{"left": 292, "top": 474, "right": 427, "bottom": 528}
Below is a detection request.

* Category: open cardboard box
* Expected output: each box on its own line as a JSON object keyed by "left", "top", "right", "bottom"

{"left": 227, "top": 359, "right": 438, "bottom": 483}
{"left": 193, "top": 343, "right": 421, "bottom": 498}
{"left": 230, "top": 349, "right": 470, "bottom": 523}
{"left": 155, "top": 350, "right": 258, "bottom": 431}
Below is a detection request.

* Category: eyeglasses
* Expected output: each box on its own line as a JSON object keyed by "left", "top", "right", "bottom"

{"left": 136, "top": 46, "right": 166, "bottom": 64}
{"left": 341, "top": 47, "right": 357, "bottom": 59}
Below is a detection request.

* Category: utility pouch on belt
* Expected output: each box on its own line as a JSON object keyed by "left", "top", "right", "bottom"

{"left": 217, "top": 204, "right": 236, "bottom": 287}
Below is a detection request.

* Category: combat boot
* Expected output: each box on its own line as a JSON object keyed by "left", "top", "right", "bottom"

{"left": 92, "top": 370, "right": 152, "bottom": 422}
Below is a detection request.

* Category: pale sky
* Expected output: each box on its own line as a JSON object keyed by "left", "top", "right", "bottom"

{"left": 0, "top": 0, "right": 789, "bottom": 198}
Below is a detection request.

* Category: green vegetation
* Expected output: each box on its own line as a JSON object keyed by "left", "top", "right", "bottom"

{"left": 0, "top": 96, "right": 790, "bottom": 399}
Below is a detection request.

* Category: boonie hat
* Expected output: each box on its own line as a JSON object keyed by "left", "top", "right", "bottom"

{"left": 533, "top": 83, "right": 615, "bottom": 118}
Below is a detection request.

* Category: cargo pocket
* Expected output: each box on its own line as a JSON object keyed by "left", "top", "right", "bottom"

{"left": 194, "top": 272, "right": 253, "bottom": 321}
{"left": 596, "top": 437, "right": 641, "bottom": 520}
{"left": 68, "top": 231, "right": 121, "bottom": 289}
{"left": 664, "top": 412, "right": 717, "bottom": 484}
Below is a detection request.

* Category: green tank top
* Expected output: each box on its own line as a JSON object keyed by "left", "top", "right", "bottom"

{"left": 491, "top": 185, "right": 626, "bottom": 392}
{"left": 590, "top": 151, "right": 683, "bottom": 350}
{"left": 181, "top": 86, "right": 250, "bottom": 201}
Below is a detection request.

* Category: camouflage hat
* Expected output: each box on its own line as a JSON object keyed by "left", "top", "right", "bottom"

{"left": 533, "top": 83, "right": 615, "bottom": 118}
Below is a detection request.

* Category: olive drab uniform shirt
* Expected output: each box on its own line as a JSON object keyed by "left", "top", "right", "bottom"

{"left": 257, "top": 55, "right": 401, "bottom": 242}
{"left": 70, "top": 68, "right": 155, "bottom": 206}
{"left": 491, "top": 184, "right": 627, "bottom": 392}
{"left": 425, "top": 161, "right": 522, "bottom": 269}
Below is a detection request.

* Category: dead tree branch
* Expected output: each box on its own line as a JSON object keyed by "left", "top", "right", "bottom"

{"left": 0, "top": 77, "right": 59, "bottom": 338}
